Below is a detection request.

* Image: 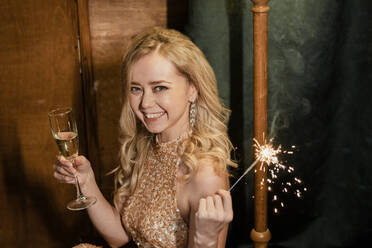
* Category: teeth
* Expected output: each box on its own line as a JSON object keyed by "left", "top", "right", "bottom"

{"left": 145, "top": 112, "right": 164, "bottom": 118}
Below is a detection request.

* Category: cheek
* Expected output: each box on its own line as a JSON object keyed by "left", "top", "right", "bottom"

{"left": 172, "top": 91, "right": 190, "bottom": 107}
{"left": 128, "top": 97, "right": 135, "bottom": 109}
{"left": 158, "top": 95, "right": 172, "bottom": 106}
{"left": 129, "top": 96, "right": 141, "bottom": 115}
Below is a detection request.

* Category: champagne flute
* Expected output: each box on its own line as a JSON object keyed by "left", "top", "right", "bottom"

{"left": 48, "top": 107, "right": 97, "bottom": 210}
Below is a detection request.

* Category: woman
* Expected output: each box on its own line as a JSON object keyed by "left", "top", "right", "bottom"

{"left": 54, "top": 27, "right": 237, "bottom": 248}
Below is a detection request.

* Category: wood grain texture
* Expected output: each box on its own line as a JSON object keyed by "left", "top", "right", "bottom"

{"left": 88, "top": 0, "right": 167, "bottom": 195}
{"left": 0, "top": 0, "right": 186, "bottom": 246}
{"left": 76, "top": 0, "right": 102, "bottom": 185}
{"left": 251, "top": 0, "right": 271, "bottom": 247}
{"left": 0, "top": 0, "right": 91, "bottom": 246}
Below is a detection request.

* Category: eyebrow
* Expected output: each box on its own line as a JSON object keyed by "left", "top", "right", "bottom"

{"left": 130, "top": 80, "right": 173, "bottom": 86}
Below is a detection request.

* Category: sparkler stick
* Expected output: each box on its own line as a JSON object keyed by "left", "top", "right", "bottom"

{"left": 230, "top": 159, "right": 259, "bottom": 191}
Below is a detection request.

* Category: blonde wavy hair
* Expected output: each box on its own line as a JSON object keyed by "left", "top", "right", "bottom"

{"left": 113, "top": 27, "right": 237, "bottom": 209}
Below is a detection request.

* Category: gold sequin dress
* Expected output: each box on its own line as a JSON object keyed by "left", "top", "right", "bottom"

{"left": 121, "top": 137, "right": 188, "bottom": 248}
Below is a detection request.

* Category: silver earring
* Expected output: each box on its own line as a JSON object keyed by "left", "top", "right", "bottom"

{"left": 189, "top": 100, "right": 197, "bottom": 128}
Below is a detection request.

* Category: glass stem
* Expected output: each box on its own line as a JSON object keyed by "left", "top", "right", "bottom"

{"left": 74, "top": 175, "right": 85, "bottom": 200}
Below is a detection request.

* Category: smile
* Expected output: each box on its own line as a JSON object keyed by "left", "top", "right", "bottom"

{"left": 144, "top": 112, "right": 165, "bottom": 119}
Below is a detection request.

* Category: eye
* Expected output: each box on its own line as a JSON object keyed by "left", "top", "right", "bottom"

{"left": 154, "top": 86, "right": 168, "bottom": 92}
{"left": 130, "top": 86, "right": 142, "bottom": 93}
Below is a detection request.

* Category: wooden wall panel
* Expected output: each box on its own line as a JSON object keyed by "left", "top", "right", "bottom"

{"left": 88, "top": 0, "right": 167, "bottom": 194}
{"left": 0, "top": 0, "right": 188, "bottom": 246}
{"left": 0, "top": 0, "right": 92, "bottom": 246}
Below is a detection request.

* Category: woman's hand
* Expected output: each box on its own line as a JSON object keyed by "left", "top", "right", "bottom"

{"left": 54, "top": 155, "right": 129, "bottom": 247}
{"left": 194, "top": 189, "right": 233, "bottom": 247}
{"left": 53, "top": 155, "right": 95, "bottom": 187}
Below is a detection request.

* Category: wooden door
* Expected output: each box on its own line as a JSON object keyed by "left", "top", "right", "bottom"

{"left": 0, "top": 0, "right": 94, "bottom": 246}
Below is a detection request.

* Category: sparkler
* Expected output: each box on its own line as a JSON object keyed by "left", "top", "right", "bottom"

{"left": 229, "top": 138, "right": 307, "bottom": 213}
{"left": 230, "top": 138, "right": 281, "bottom": 191}
{"left": 229, "top": 158, "right": 260, "bottom": 191}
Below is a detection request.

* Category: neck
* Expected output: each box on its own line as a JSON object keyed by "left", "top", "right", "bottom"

{"left": 157, "top": 124, "right": 192, "bottom": 143}
{"left": 156, "top": 128, "right": 192, "bottom": 144}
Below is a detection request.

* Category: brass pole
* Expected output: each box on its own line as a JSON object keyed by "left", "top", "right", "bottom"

{"left": 250, "top": 0, "right": 271, "bottom": 247}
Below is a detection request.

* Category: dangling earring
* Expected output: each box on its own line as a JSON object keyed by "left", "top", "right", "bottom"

{"left": 189, "top": 100, "right": 197, "bottom": 128}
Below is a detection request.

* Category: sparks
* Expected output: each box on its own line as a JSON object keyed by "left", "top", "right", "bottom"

{"left": 229, "top": 138, "right": 282, "bottom": 191}
{"left": 229, "top": 137, "right": 307, "bottom": 215}
{"left": 254, "top": 138, "right": 281, "bottom": 167}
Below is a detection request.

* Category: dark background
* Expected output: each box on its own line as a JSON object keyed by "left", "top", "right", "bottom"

{"left": 184, "top": 0, "right": 372, "bottom": 247}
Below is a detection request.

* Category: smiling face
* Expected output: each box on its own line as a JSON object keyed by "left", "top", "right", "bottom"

{"left": 129, "top": 51, "right": 197, "bottom": 142}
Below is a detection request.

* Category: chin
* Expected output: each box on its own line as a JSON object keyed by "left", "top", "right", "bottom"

{"left": 143, "top": 124, "right": 166, "bottom": 134}
{"left": 141, "top": 117, "right": 169, "bottom": 134}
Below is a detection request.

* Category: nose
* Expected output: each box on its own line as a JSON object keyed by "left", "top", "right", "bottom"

{"left": 140, "top": 91, "right": 155, "bottom": 109}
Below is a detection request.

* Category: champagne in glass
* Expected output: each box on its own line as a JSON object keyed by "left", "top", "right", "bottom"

{"left": 48, "top": 107, "right": 97, "bottom": 210}
{"left": 54, "top": 131, "right": 79, "bottom": 160}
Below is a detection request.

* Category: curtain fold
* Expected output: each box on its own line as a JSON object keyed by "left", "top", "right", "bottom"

{"left": 186, "top": 0, "right": 372, "bottom": 247}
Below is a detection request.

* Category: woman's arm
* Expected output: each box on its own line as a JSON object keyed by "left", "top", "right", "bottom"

{"left": 54, "top": 156, "right": 130, "bottom": 248}
{"left": 186, "top": 160, "right": 233, "bottom": 248}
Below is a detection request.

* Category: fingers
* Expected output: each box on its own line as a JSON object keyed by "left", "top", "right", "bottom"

{"left": 53, "top": 170, "right": 75, "bottom": 184}
{"left": 57, "top": 155, "right": 73, "bottom": 167}
{"left": 213, "top": 194, "right": 224, "bottom": 214}
{"left": 206, "top": 196, "right": 214, "bottom": 213}
{"left": 54, "top": 155, "right": 76, "bottom": 183}
{"left": 216, "top": 189, "right": 233, "bottom": 222}
{"left": 196, "top": 198, "right": 206, "bottom": 217}
{"left": 53, "top": 155, "right": 92, "bottom": 186}
{"left": 197, "top": 196, "right": 218, "bottom": 217}
{"left": 72, "top": 155, "right": 89, "bottom": 168}
{"left": 216, "top": 189, "right": 233, "bottom": 213}
{"left": 197, "top": 190, "right": 233, "bottom": 223}
{"left": 53, "top": 163, "right": 73, "bottom": 177}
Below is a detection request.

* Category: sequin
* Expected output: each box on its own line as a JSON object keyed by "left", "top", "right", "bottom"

{"left": 121, "top": 136, "right": 188, "bottom": 248}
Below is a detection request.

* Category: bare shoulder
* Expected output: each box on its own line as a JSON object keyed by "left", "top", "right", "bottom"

{"left": 188, "top": 157, "right": 229, "bottom": 198}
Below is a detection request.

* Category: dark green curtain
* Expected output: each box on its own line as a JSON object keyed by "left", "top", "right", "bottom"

{"left": 185, "top": 0, "right": 372, "bottom": 247}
